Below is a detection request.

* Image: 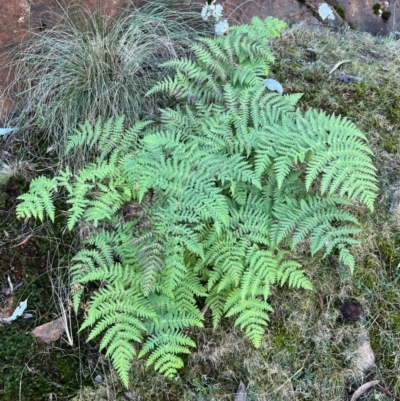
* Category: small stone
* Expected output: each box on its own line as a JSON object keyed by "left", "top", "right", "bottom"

{"left": 235, "top": 381, "right": 247, "bottom": 401}
{"left": 338, "top": 74, "right": 362, "bottom": 83}
{"left": 94, "top": 374, "right": 103, "bottom": 383}
{"left": 30, "top": 317, "right": 65, "bottom": 343}
{"left": 389, "top": 189, "right": 400, "bottom": 214}
{"left": 353, "top": 328, "right": 375, "bottom": 373}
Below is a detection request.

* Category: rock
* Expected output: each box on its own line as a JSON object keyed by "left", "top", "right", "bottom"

{"left": 353, "top": 328, "right": 375, "bottom": 374}
{"left": 334, "top": 0, "right": 395, "bottom": 34}
{"left": 30, "top": 316, "right": 65, "bottom": 344}
{"left": 194, "top": 0, "right": 399, "bottom": 34}
{"left": 1, "top": 0, "right": 400, "bottom": 123}
{"left": 235, "top": 381, "right": 247, "bottom": 401}
{"left": 389, "top": 188, "right": 400, "bottom": 214}
{"left": 218, "top": 0, "right": 321, "bottom": 26}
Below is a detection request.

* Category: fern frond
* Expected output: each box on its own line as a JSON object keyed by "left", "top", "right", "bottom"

{"left": 66, "top": 119, "right": 102, "bottom": 155}
{"left": 16, "top": 176, "right": 58, "bottom": 222}
{"left": 138, "top": 295, "right": 202, "bottom": 377}
{"left": 224, "top": 289, "right": 273, "bottom": 347}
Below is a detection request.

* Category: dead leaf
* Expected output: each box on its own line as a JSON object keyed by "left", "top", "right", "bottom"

{"left": 31, "top": 317, "right": 65, "bottom": 344}
{"left": 318, "top": 3, "right": 335, "bottom": 21}
{"left": 0, "top": 296, "right": 14, "bottom": 321}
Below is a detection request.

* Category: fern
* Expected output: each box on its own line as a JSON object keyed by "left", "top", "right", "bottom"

{"left": 16, "top": 176, "right": 58, "bottom": 222}
{"left": 17, "top": 16, "right": 377, "bottom": 386}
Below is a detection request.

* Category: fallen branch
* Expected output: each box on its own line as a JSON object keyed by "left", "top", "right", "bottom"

{"left": 10, "top": 234, "right": 32, "bottom": 248}
{"left": 350, "top": 380, "right": 379, "bottom": 401}
{"left": 375, "top": 383, "right": 400, "bottom": 401}
{"left": 329, "top": 59, "right": 351, "bottom": 74}
{"left": 316, "top": 292, "right": 324, "bottom": 315}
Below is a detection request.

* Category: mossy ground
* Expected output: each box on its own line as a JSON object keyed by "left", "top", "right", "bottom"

{"left": 0, "top": 177, "right": 100, "bottom": 400}
{"left": 2, "top": 17, "right": 400, "bottom": 401}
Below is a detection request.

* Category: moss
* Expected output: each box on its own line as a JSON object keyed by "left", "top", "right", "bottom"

{"left": 269, "top": 323, "right": 303, "bottom": 356}
{"left": 50, "top": 350, "right": 82, "bottom": 384}
{"left": 333, "top": 6, "right": 346, "bottom": 20}
{"left": 0, "top": 317, "right": 89, "bottom": 400}
{"left": 381, "top": 10, "right": 391, "bottom": 21}
{"left": 355, "top": 259, "right": 378, "bottom": 290}
{"left": 389, "top": 312, "right": 400, "bottom": 332}
{"left": 387, "top": 97, "right": 400, "bottom": 124}
{"left": 369, "top": 309, "right": 400, "bottom": 377}
{"left": 379, "top": 131, "right": 398, "bottom": 153}
{"left": 376, "top": 238, "right": 399, "bottom": 268}
{"left": 372, "top": 3, "right": 381, "bottom": 13}
{"left": 0, "top": 175, "right": 93, "bottom": 400}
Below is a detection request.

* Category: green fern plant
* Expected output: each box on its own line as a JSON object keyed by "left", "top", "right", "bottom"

{"left": 16, "top": 16, "right": 377, "bottom": 387}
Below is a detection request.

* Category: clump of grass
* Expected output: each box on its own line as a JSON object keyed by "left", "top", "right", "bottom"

{"left": 373, "top": 3, "right": 381, "bottom": 14}
{"left": 0, "top": 159, "right": 35, "bottom": 186}
{"left": 3, "top": 0, "right": 211, "bottom": 171}
{"left": 333, "top": 6, "right": 346, "bottom": 20}
{"left": 381, "top": 10, "right": 391, "bottom": 21}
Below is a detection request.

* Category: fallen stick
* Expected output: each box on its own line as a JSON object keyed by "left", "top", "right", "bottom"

{"left": 328, "top": 60, "right": 351, "bottom": 74}
{"left": 10, "top": 234, "right": 32, "bottom": 248}
{"left": 350, "top": 381, "right": 379, "bottom": 401}
{"left": 375, "top": 383, "right": 400, "bottom": 401}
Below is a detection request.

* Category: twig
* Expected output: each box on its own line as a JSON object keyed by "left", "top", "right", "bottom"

{"left": 316, "top": 292, "right": 324, "bottom": 315}
{"left": 350, "top": 381, "right": 379, "bottom": 401}
{"left": 329, "top": 60, "right": 351, "bottom": 74}
{"left": 10, "top": 234, "right": 32, "bottom": 248}
{"left": 375, "top": 383, "right": 400, "bottom": 401}
{"left": 201, "top": 305, "right": 208, "bottom": 317}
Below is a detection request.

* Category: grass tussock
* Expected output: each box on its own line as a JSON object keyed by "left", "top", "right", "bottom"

{"left": 2, "top": 0, "right": 210, "bottom": 170}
